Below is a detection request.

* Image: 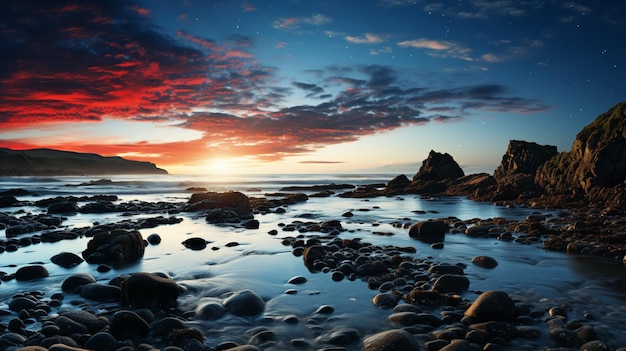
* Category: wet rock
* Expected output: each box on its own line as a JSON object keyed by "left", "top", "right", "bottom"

{"left": 428, "top": 264, "right": 464, "bottom": 276}
{"left": 109, "top": 310, "right": 151, "bottom": 339}
{"left": 372, "top": 293, "right": 399, "bottom": 308}
{"left": 242, "top": 219, "right": 260, "bottom": 229}
{"left": 408, "top": 289, "right": 461, "bottom": 306}
{"left": 408, "top": 220, "right": 447, "bottom": 243}
{"left": 549, "top": 327, "right": 578, "bottom": 347}
{"left": 432, "top": 274, "right": 470, "bottom": 293}
{"left": 186, "top": 191, "right": 251, "bottom": 215}
{"left": 146, "top": 233, "right": 161, "bottom": 245}
{"left": 15, "top": 265, "right": 49, "bottom": 281}
{"left": 288, "top": 276, "right": 307, "bottom": 284}
{"left": 51, "top": 252, "right": 84, "bottom": 268}
{"left": 55, "top": 315, "right": 89, "bottom": 335}
{"left": 356, "top": 260, "right": 388, "bottom": 276}
{"left": 62, "top": 273, "right": 97, "bottom": 292}
{"left": 388, "top": 312, "right": 419, "bottom": 326}
{"left": 464, "top": 290, "right": 516, "bottom": 323}
{"left": 8, "top": 297, "right": 37, "bottom": 312}
{"left": 302, "top": 245, "right": 326, "bottom": 269}
{"left": 469, "top": 321, "right": 518, "bottom": 339}
{"left": 0, "top": 195, "right": 19, "bottom": 207}
{"left": 363, "top": 329, "right": 420, "bottom": 351}
{"left": 195, "top": 301, "right": 226, "bottom": 320}
{"left": 120, "top": 272, "right": 180, "bottom": 309}
{"left": 80, "top": 283, "right": 121, "bottom": 302}
{"left": 579, "top": 340, "right": 610, "bottom": 351}
{"left": 315, "top": 305, "right": 335, "bottom": 314}
{"left": 439, "top": 340, "right": 473, "bottom": 351}
{"left": 182, "top": 237, "right": 209, "bottom": 250}
{"left": 82, "top": 228, "right": 145, "bottom": 266}
{"left": 47, "top": 202, "right": 79, "bottom": 214}
{"left": 223, "top": 290, "right": 265, "bottom": 316}
{"left": 83, "top": 332, "right": 119, "bottom": 351}
{"left": 58, "top": 310, "right": 108, "bottom": 333}
{"left": 151, "top": 317, "right": 188, "bottom": 337}
{"left": 471, "top": 255, "right": 499, "bottom": 268}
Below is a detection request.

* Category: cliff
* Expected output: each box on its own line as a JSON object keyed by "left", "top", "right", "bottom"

{"left": 536, "top": 102, "right": 626, "bottom": 195}
{"left": 0, "top": 148, "right": 168, "bottom": 176}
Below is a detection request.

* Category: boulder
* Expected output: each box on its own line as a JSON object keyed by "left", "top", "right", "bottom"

{"left": 120, "top": 272, "right": 180, "bottom": 309}
{"left": 82, "top": 228, "right": 145, "bottom": 266}
{"left": 536, "top": 102, "right": 626, "bottom": 207}
{"left": 413, "top": 150, "right": 464, "bottom": 181}
{"left": 432, "top": 274, "right": 470, "bottom": 293}
{"left": 408, "top": 220, "right": 447, "bottom": 243}
{"left": 0, "top": 195, "right": 18, "bottom": 207}
{"left": 80, "top": 283, "right": 121, "bottom": 302}
{"left": 62, "top": 273, "right": 97, "bottom": 293}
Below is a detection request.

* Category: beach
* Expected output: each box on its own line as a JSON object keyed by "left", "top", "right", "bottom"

{"left": 1, "top": 174, "right": 625, "bottom": 351}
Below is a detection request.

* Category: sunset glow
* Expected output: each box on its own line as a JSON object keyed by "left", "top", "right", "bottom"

{"left": 1, "top": 1, "right": 624, "bottom": 174}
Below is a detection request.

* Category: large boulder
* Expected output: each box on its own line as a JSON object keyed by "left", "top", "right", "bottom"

{"left": 413, "top": 150, "right": 464, "bottom": 181}
{"left": 120, "top": 272, "right": 180, "bottom": 309}
{"left": 464, "top": 290, "right": 516, "bottom": 323}
{"left": 82, "top": 228, "right": 145, "bottom": 266}
{"left": 536, "top": 102, "right": 626, "bottom": 207}
{"left": 408, "top": 220, "right": 447, "bottom": 243}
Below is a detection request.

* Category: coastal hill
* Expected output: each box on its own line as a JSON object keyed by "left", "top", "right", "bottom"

{"left": 0, "top": 148, "right": 168, "bottom": 176}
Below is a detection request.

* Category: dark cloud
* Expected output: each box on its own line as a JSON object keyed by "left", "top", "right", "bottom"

{"left": 292, "top": 81, "right": 325, "bottom": 97}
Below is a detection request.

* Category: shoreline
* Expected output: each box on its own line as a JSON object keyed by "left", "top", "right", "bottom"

{"left": 0, "top": 179, "right": 625, "bottom": 351}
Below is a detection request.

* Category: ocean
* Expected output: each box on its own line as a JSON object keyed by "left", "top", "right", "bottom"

{"left": 1, "top": 174, "right": 625, "bottom": 349}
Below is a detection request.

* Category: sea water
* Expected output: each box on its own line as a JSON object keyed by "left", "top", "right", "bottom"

{"left": 1, "top": 174, "right": 625, "bottom": 349}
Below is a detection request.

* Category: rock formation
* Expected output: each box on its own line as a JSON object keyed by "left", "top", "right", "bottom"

{"left": 413, "top": 150, "right": 465, "bottom": 181}
{"left": 494, "top": 140, "right": 558, "bottom": 179}
{"left": 0, "top": 148, "right": 167, "bottom": 176}
{"left": 536, "top": 101, "right": 626, "bottom": 207}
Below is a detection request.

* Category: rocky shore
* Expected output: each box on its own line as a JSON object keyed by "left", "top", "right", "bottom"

{"left": 0, "top": 102, "right": 625, "bottom": 351}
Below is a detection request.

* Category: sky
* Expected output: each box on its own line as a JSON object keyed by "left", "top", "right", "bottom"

{"left": 0, "top": 0, "right": 624, "bottom": 175}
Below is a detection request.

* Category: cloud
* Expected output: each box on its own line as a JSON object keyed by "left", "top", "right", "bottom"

{"left": 292, "top": 82, "right": 325, "bottom": 97}
{"left": 345, "top": 33, "right": 387, "bottom": 44}
{"left": 272, "top": 14, "right": 332, "bottom": 31}
{"left": 299, "top": 160, "right": 345, "bottom": 164}
{"left": 0, "top": 1, "right": 550, "bottom": 169}
{"left": 242, "top": 1, "right": 256, "bottom": 12}
{"left": 398, "top": 38, "right": 473, "bottom": 60}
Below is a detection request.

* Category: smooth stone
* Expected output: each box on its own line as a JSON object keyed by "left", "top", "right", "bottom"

{"left": 59, "top": 310, "right": 108, "bottom": 333}
{"left": 469, "top": 321, "right": 517, "bottom": 339}
{"left": 8, "top": 297, "right": 37, "bottom": 312}
{"left": 439, "top": 339, "right": 473, "bottom": 351}
{"left": 408, "top": 220, "right": 446, "bottom": 243}
{"left": 287, "top": 276, "right": 307, "bottom": 284}
{"left": 48, "top": 345, "right": 89, "bottom": 351}
{"left": 464, "top": 290, "right": 516, "bottom": 322}
{"left": 223, "top": 290, "right": 265, "bottom": 316}
{"left": 388, "top": 312, "right": 419, "bottom": 326}
{"left": 549, "top": 327, "right": 578, "bottom": 347}
{"left": 315, "top": 305, "right": 335, "bottom": 314}
{"left": 579, "top": 340, "right": 610, "bottom": 351}
{"left": 432, "top": 274, "right": 470, "bottom": 293}
{"left": 120, "top": 272, "right": 180, "bottom": 308}
{"left": 79, "top": 283, "right": 121, "bottom": 302}
{"left": 471, "top": 256, "right": 499, "bottom": 268}
{"left": 363, "top": 329, "right": 420, "bottom": 351}
{"left": 372, "top": 293, "right": 398, "bottom": 308}
{"left": 151, "top": 317, "right": 188, "bottom": 337}
{"left": 55, "top": 315, "right": 89, "bottom": 335}
{"left": 83, "top": 332, "right": 118, "bottom": 351}
{"left": 15, "top": 265, "right": 49, "bottom": 281}
{"left": 61, "top": 273, "right": 96, "bottom": 292}
{"left": 182, "top": 237, "right": 208, "bottom": 250}
{"left": 147, "top": 233, "right": 162, "bottom": 245}
{"left": 109, "top": 310, "right": 151, "bottom": 338}
{"left": 195, "top": 301, "right": 226, "bottom": 320}
{"left": 51, "top": 252, "right": 84, "bottom": 268}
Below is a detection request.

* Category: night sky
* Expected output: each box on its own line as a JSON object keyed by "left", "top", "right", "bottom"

{"left": 1, "top": 1, "right": 624, "bottom": 175}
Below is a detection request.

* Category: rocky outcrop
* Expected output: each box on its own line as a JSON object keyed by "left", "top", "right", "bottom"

{"left": 0, "top": 148, "right": 167, "bottom": 176}
{"left": 536, "top": 102, "right": 626, "bottom": 207}
{"left": 413, "top": 150, "right": 464, "bottom": 181}
{"left": 494, "top": 140, "right": 558, "bottom": 179}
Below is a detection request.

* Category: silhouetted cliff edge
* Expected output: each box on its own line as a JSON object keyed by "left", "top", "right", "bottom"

{"left": 0, "top": 148, "right": 168, "bottom": 176}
